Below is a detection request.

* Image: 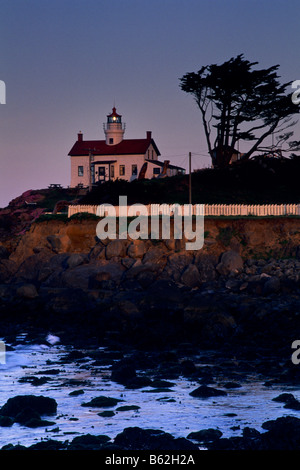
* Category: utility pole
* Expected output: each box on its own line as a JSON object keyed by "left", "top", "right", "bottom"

{"left": 189, "top": 152, "right": 192, "bottom": 206}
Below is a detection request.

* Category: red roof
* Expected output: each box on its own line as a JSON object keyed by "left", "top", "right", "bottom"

{"left": 68, "top": 137, "right": 160, "bottom": 157}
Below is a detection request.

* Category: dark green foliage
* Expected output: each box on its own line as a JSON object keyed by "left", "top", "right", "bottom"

{"left": 77, "top": 156, "right": 300, "bottom": 205}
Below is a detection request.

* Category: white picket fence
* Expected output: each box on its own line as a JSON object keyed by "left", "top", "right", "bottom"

{"left": 67, "top": 203, "right": 300, "bottom": 218}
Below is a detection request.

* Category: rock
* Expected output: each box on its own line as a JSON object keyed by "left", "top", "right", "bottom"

{"left": 223, "top": 381, "right": 242, "bottom": 389}
{"left": 117, "top": 300, "right": 140, "bottom": 316}
{"left": 142, "top": 279, "right": 187, "bottom": 305}
{"left": 189, "top": 385, "right": 227, "bottom": 398}
{"left": 14, "top": 407, "right": 55, "bottom": 428}
{"left": 283, "top": 397, "right": 300, "bottom": 410}
{"left": 45, "top": 287, "right": 94, "bottom": 314}
{"left": 180, "top": 264, "right": 201, "bottom": 288}
{"left": 98, "top": 411, "right": 115, "bottom": 417}
{"left": 195, "top": 254, "right": 218, "bottom": 282}
{"left": 0, "top": 259, "right": 18, "bottom": 282}
{"left": 201, "top": 312, "right": 237, "bottom": 342}
{"left": 180, "top": 359, "right": 197, "bottom": 376}
{"left": 150, "top": 379, "right": 175, "bottom": 388}
{"left": 88, "top": 244, "right": 106, "bottom": 261}
{"left": 14, "top": 250, "right": 54, "bottom": 283}
{"left": 260, "top": 416, "right": 300, "bottom": 450}
{"left": 19, "top": 376, "right": 51, "bottom": 386}
{"left": 28, "top": 439, "right": 68, "bottom": 450}
{"left": 262, "top": 276, "right": 281, "bottom": 295}
{"left": 116, "top": 405, "right": 140, "bottom": 412}
{"left": 106, "top": 240, "right": 127, "bottom": 259}
{"left": 216, "top": 250, "right": 243, "bottom": 275}
{"left": 47, "top": 235, "right": 62, "bottom": 252}
{"left": 113, "top": 427, "right": 198, "bottom": 450}
{"left": 125, "top": 377, "right": 152, "bottom": 389}
{"left": 68, "top": 434, "right": 111, "bottom": 450}
{"left": 127, "top": 240, "right": 146, "bottom": 258}
{"left": 69, "top": 390, "right": 84, "bottom": 396}
{"left": 16, "top": 283, "right": 38, "bottom": 299}
{"left": 81, "top": 396, "right": 123, "bottom": 408}
{"left": 89, "top": 271, "right": 111, "bottom": 288}
{"left": 187, "top": 428, "right": 222, "bottom": 442}
{"left": 121, "top": 257, "right": 136, "bottom": 269}
{"left": 242, "top": 427, "right": 261, "bottom": 439}
{"left": 111, "top": 362, "right": 137, "bottom": 385}
{"left": 66, "top": 253, "right": 86, "bottom": 269}
{"left": 0, "top": 395, "right": 57, "bottom": 417}
{"left": 0, "top": 246, "right": 9, "bottom": 259}
{"left": 0, "top": 416, "right": 14, "bottom": 427}
{"left": 166, "top": 252, "right": 194, "bottom": 281}
{"left": 272, "top": 393, "right": 295, "bottom": 403}
{"left": 142, "top": 246, "right": 168, "bottom": 265}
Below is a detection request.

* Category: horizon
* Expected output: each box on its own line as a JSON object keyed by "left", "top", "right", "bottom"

{"left": 1, "top": 0, "right": 300, "bottom": 208}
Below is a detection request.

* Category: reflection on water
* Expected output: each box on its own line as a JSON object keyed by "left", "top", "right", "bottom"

{"left": 0, "top": 337, "right": 300, "bottom": 448}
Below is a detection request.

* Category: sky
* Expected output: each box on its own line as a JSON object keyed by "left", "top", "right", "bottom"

{"left": 1, "top": 0, "right": 300, "bottom": 208}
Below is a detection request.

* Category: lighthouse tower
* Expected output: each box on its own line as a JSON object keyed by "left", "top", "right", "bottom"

{"left": 103, "top": 107, "right": 126, "bottom": 145}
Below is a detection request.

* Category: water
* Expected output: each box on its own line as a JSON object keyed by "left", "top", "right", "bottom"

{"left": 0, "top": 336, "right": 300, "bottom": 448}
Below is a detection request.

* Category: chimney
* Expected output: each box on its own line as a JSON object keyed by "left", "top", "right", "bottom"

{"left": 78, "top": 131, "right": 83, "bottom": 142}
{"left": 146, "top": 131, "right": 152, "bottom": 140}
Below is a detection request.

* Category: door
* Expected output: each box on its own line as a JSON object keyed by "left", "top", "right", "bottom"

{"left": 98, "top": 166, "right": 106, "bottom": 182}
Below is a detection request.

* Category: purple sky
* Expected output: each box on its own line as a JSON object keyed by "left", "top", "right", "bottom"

{"left": 1, "top": 0, "right": 300, "bottom": 208}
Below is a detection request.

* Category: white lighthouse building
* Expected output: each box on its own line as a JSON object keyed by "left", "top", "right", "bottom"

{"left": 68, "top": 107, "right": 185, "bottom": 187}
{"left": 103, "top": 107, "right": 126, "bottom": 145}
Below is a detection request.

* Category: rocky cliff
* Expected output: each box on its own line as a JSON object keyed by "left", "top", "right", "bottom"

{"left": 1, "top": 215, "right": 300, "bottom": 351}
{"left": 6, "top": 216, "right": 300, "bottom": 266}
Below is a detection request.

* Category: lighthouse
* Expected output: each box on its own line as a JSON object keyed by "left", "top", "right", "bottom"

{"left": 103, "top": 106, "right": 126, "bottom": 145}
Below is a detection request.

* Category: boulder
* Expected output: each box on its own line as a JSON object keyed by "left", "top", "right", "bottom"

{"left": 65, "top": 253, "right": 86, "bottom": 269}
{"left": 0, "top": 259, "right": 18, "bottom": 283}
{"left": 187, "top": 428, "right": 223, "bottom": 442}
{"left": 111, "top": 361, "right": 137, "bottom": 385}
{"left": 68, "top": 434, "right": 111, "bottom": 450}
{"left": 216, "top": 250, "right": 243, "bottom": 275}
{"left": 81, "top": 396, "right": 123, "bottom": 408}
{"left": 180, "top": 264, "right": 201, "bottom": 288}
{"left": 142, "top": 246, "right": 168, "bottom": 266}
{"left": 16, "top": 283, "right": 38, "bottom": 299}
{"left": 113, "top": 427, "right": 198, "bottom": 450}
{"left": 46, "top": 235, "right": 62, "bottom": 252}
{"left": 262, "top": 276, "right": 281, "bottom": 295}
{"left": 189, "top": 385, "right": 227, "bottom": 398}
{"left": 13, "top": 249, "right": 54, "bottom": 283}
{"left": 201, "top": 312, "right": 237, "bottom": 342}
{"left": 195, "top": 254, "right": 218, "bottom": 282}
{"left": 0, "top": 395, "right": 57, "bottom": 417}
{"left": 106, "top": 240, "right": 128, "bottom": 259}
{"left": 0, "top": 246, "right": 9, "bottom": 259}
{"left": 45, "top": 287, "right": 94, "bottom": 314}
{"left": 127, "top": 240, "right": 146, "bottom": 258}
{"left": 88, "top": 244, "right": 106, "bottom": 261}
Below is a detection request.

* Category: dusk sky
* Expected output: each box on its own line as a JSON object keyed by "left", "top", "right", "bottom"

{"left": 1, "top": 0, "right": 300, "bottom": 208}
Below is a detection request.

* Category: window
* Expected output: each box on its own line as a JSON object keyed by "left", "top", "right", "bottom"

{"left": 78, "top": 166, "right": 84, "bottom": 177}
{"left": 132, "top": 164, "right": 137, "bottom": 176}
{"left": 153, "top": 167, "right": 160, "bottom": 175}
{"left": 111, "top": 165, "right": 114, "bottom": 178}
{"left": 119, "top": 165, "right": 125, "bottom": 176}
{"left": 109, "top": 138, "right": 114, "bottom": 144}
